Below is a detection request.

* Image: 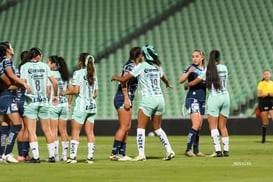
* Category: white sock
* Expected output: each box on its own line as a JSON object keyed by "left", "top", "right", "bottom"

{"left": 222, "top": 137, "right": 229, "bottom": 151}
{"left": 154, "top": 128, "right": 173, "bottom": 153}
{"left": 70, "top": 140, "right": 79, "bottom": 159}
{"left": 30, "top": 142, "right": 39, "bottom": 159}
{"left": 211, "top": 129, "right": 221, "bottom": 152}
{"left": 87, "top": 142, "right": 95, "bottom": 159}
{"left": 61, "top": 141, "right": 69, "bottom": 157}
{"left": 47, "top": 142, "right": 55, "bottom": 158}
{"left": 136, "top": 128, "right": 145, "bottom": 157}
{"left": 54, "top": 140, "right": 59, "bottom": 157}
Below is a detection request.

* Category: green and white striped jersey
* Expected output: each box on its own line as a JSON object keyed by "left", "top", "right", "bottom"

{"left": 130, "top": 61, "right": 163, "bottom": 97}
{"left": 20, "top": 61, "right": 52, "bottom": 106}
{"left": 49, "top": 70, "right": 68, "bottom": 106}
{"left": 71, "top": 68, "right": 98, "bottom": 113}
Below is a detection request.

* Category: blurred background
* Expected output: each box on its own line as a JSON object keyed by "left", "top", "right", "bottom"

{"left": 1, "top": 0, "right": 273, "bottom": 124}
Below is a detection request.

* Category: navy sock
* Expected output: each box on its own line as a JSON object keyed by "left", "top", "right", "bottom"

{"left": 193, "top": 130, "right": 200, "bottom": 154}
{"left": 111, "top": 140, "right": 122, "bottom": 155}
{"left": 186, "top": 128, "right": 197, "bottom": 152}
{"left": 5, "top": 125, "right": 22, "bottom": 155}
{"left": 119, "top": 142, "right": 126, "bottom": 156}
{"left": 17, "top": 141, "right": 24, "bottom": 156}
{"left": 22, "top": 142, "right": 30, "bottom": 157}
{"left": 0, "top": 126, "right": 9, "bottom": 156}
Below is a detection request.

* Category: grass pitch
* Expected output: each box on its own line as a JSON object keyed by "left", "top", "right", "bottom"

{"left": 0, "top": 135, "right": 273, "bottom": 182}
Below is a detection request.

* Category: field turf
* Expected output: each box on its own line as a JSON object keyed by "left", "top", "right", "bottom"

{"left": 0, "top": 135, "right": 272, "bottom": 182}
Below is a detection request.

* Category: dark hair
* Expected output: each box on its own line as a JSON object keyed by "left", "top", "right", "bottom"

{"left": 0, "top": 42, "right": 10, "bottom": 60}
{"left": 206, "top": 50, "right": 221, "bottom": 90}
{"left": 57, "top": 56, "right": 70, "bottom": 82}
{"left": 129, "top": 46, "right": 142, "bottom": 60}
{"left": 18, "top": 51, "right": 30, "bottom": 71}
{"left": 29, "top": 47, "right": 42, "bottom": 59}
{"left": 79, "top": 53, "right": 95, "bottom": 85}
{"left": 48, "top": 55, "right": 59, "bottom": 68}
{"left": 147, "top": 48, "right": 161, "bottom": 66}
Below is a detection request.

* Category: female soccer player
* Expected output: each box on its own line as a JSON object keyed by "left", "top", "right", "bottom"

{"left": 257, "top": 69, "right": 273, "bottom": 143}
{"left": 109, "top": 47, "right": 142, "bottom": 161}
{"left": 205, "top": 50, "right": 230, "bottom": 157}
{"left": 20, "top": 47, "right": 58, "bottom": 163}
{"left": 16, "top": 50, "right": 30, "bottom": 161}
{"left": 61, "top": 53, "right": 98, "bottom": 164}
{"left": 47, "top": 55, "right": 70, "bottom": 161}
{"left": 179, "top": 50, "right": 206, "bottom": 157}
{"left": 0, "top": 42, "right": 31, "bottom": 163}
{"left": 112, "top": 44, "right": 175, "bottom": 161}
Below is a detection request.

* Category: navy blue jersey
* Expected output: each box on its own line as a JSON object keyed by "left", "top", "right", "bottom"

{"left": 15, "top": 69, "right": 26, "bottom": 102}
{"left": 116, "top": 59, "right": 138, "bottom": 100}
{"left": 184, "top": 64, "right": 206, "bottom": 100}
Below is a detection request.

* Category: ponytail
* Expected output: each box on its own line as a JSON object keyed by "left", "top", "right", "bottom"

{"left": 86, "top": 55, "right": 95, "bottom": 85}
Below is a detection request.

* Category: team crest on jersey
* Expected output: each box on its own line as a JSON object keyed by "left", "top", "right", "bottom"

{"left": 11, "top": 103, "right": 18, "bottom": 111}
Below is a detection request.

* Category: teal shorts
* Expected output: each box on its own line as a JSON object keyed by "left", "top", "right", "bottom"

{"left": 24, "top": 103, "right": 49, "bottom": 120}
{"left": 49, "top": 104, "right": 68, "bottom": 120}
{"left": 207, "top": 93, "right": 230, "bottom": 117}
{"left": 139, "top": 96, "right": 165, "bottom": 117}
{"left": 72, "top": 110, "right": 96, "bottom": 125}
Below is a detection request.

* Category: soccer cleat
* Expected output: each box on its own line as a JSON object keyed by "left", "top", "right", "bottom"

{"left": 185, "top": 150, "right": 196, "bottom": 157}
{"left": 109, "top": 154, "right": 121, "bottom": 161}
{"left": 195, "top": 152, "right": 206, "bottom": 157}
{"left": 5, "top": 154, "right": 19, "bottom": 163}
{"left": 67, "top": 157, "right": 77, "bottom": 164}
{"left": 87, "top": 158, "right": 94, "bottom": 164}
{"left": 46, "top": 156, "right": 56, "bottom": 163}
{"left": 118, "top": 155, "right": 132, "bottom": 161}
{"left": 132, "top": 155, "right": 146, "bottom": 161}
{"left": 210, "top": 151, "right": 223, "bottom": 157}
{"left": 223, "top": 151, "right": 229, "bottom": 157}
{"left": 163, "top": 151, "right": 175, "bottom": 161}
{"left": 26, "top": 157, "right": 40, "bottom": 163}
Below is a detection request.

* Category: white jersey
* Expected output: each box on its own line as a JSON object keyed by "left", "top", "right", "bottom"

{"left": 49, "top": 70, "right": 68, "bottom": 106}
{"left": 130, "top": 61, "right": 163, "bottom": 97}
{"left": 20, "top": 61, "right": 52, "bottom": 106}
{"left": 210, "top": 64, "right": 228, "bottom": 95}
{"left": 71, "top": 68, "right": 98, "bottom": 113}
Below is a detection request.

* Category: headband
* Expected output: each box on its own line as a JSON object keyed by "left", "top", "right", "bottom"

{"left": 85, "top": 55, "right": 95, "bottom": 66}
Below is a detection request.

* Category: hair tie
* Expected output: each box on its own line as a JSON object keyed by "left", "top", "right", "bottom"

{"left": 85, "top": 55, "right": 95, "bottom": 66}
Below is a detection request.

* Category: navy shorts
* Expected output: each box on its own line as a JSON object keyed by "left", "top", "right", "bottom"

{"left": 16, "top": 100, "right": 25, "bottom": 118}
{"left": 113, "top": 92, "right": 134, "bottom": 110}
{"left": 185, "top": 98, "right": 206, "bottom": 115}
{"left": 0, "top": 90, "right": 18, "bottom": 115}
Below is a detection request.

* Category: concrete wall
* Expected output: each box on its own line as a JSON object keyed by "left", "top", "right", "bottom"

{"left": 36, "top": 117, "right": 273, "bottom": 136}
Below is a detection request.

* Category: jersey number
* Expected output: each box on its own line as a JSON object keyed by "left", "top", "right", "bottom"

{"left": 35, "top": 80, "right": 41, "bottom": 91}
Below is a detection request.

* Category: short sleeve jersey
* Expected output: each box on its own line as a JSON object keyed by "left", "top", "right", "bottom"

{"left": 130, "top": 61, "right": 163, "bottom": 97}
{"left": 0, "top": 59, "right": 5, "bottom": 85}
{"left": 184, "top": 64, "right": 206, "bottom": 100}
{"left": 1, "top": 57, "right": 17, "bottom": 89}
{"left": 15, "top": 68, "right": 26, "bottom": 102}
{"left": 71, "top": 68, "right": 98, "bottom": 113}
{"left": 205, "top": 64, "right": 229, "bottom": 95}
{"left": 49, "top": 70, "right": 68, "bottom": 106}
{"left": 257, "top": 80, "right": 273, "bottom": 95}
{"left": 20, "top": 61, "right": 52, "bottom": 105}
{"left": 117, "top": 59, "right": 138, "bottom": 99}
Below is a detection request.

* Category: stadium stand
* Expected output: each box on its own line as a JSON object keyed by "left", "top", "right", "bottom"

{"left": 1, "top": 0, "right": 273, "bottom": 119}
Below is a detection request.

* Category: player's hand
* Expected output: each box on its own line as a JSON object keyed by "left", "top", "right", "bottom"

{"left": 60, "top": 90, "right": 66, "bottom": 96}
{"left": 52, "top": 96, "right": 58, "bottom": 106}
